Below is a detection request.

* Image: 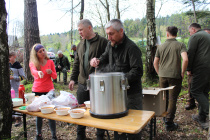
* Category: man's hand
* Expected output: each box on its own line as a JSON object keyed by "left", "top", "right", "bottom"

{"left": 10, "top": 75, "right": 14, "bottom": 80}
{"left": 181, "top": 73, "right": 185, "bottom": 80}
{"left": 69, "top": 80, "right": 75, "bottom": 91}
{"left": 187, "top": 71, "right": 192, "bottom": 76}
{"left": 58, "top": 65, "right": 61, "bottom": 69}
{"left": 90, "top": 57, "right": 100, "bottom": 67}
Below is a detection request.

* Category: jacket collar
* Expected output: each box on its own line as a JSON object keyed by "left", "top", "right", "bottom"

{"left": 81, "top": 32, "right": 99, "bottom": 45}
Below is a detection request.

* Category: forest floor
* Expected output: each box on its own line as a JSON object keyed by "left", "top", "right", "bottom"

{"left": 12, "top": 79, "right": 209, "bottom": 140}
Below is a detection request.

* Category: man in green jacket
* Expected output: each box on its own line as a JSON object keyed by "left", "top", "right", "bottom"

{"left": 69, "top": 19, "right": 108, "bottom": 140}
{"left": 187, "top": 23, "right": 210, "bottom": 130}
{"left": 54, "top": 50, "right": 70, "bottom": 85}
{"left": 154, "top": 26, "right": 188, "bottom": 131}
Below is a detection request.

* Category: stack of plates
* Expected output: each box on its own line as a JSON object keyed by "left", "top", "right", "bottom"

{"left": 12, "top": 98, "right": 23, "bottom": 107}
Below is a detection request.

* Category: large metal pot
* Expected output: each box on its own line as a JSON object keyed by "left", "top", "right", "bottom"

{"left": 87, "top": 72, "right": 129, "bottom": 119}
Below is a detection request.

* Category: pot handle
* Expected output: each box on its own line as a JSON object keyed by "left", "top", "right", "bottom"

{"left": 121, "top": 77, "right": 130, "bottom": 90}
{"left": 100, "top": 80, "right": 105, "bottom": 92}
{"left": 86, "top": 79, "right": 90, "bottom": 90}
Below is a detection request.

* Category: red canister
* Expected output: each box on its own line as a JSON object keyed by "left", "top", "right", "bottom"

{"left": 18, "top": 84, "right": 25, "bottom": 103}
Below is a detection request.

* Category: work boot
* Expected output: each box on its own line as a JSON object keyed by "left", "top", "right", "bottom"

{"left": 185, "top": 101, "right": 196, "bottom": 110}
{"left": 14, "top": 116, "right": 22, "bottom": 127}
{"left": 35, "top": 134, "right": 43, "bottom": 140}
{"left": 192, "top": 114, "right": 209, "bottom": 130}
{"left": 76, "top": 135, "right": 86, "bottom": 140}
{"left": 52, "top": 136, "right": 57, "bottom": 140}
{"left": 119, "top": 133, "right": 127, "bottom": 140}
{"left": 165, "top": 122, "right": 178, "bottom": 131}
{"left": 97, "top": 135, "right": 104, "bottom": 140}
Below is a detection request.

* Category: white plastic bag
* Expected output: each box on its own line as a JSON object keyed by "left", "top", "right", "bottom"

{"left": 51, "top": 91, "right": 78, "bottom": 108}
{"left": 26, "top": 95, "right": 51, "bottom": 112}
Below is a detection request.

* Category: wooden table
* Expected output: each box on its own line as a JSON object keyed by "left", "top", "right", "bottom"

{"left": 13, "top": 107, "right": 155, "bottom": 140}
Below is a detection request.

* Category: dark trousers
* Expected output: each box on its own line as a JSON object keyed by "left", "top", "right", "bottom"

{"left": 76, "top": 83, "right": 105, "bottom": 140}
{"left": 55, "top": 67, "right": 67, "bottom": 83}
{"left": 190, "top": 68, "right": 210, "bottom": 119}
{"left": 187, "top": 75, "right": 195, "bottom": 104}
{"left": 124, "top": 93, "right": 142, "bottom": 140}
{"left": 159, "top": 77, "right": 182, "bottom": 123}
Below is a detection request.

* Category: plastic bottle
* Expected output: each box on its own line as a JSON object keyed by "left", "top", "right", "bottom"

{"left": 18, "top": 84, "right": 25, "bottom": 103}
{"left": 11, "top": 87, "right": 15, "bottom": 98}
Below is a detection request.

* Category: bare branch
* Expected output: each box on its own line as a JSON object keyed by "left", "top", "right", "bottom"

{"left": 57, "top": 2, "right": 81, "bottom": 21}
{"left": 156, "top": 0, "right": 164, "bottom": 18}
{"left": 120, "top": 5, "right": 130, "bottom": 13}
{"left": 98, "top": 0, "right": 107, "bottom": 9}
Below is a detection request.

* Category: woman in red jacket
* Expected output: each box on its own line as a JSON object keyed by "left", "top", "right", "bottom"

{"left": 29, "top": 44, "right": 57, "bottom": 140}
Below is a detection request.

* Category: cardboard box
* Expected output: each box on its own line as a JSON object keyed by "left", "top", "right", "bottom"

{"left": 142, "top": 86, "right": 174, "bottom": 116}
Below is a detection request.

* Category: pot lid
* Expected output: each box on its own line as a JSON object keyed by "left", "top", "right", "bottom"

{"left": 89, "top": 72, "right": 124, "bottom": 77}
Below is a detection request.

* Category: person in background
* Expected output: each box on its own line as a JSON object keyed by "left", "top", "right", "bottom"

{"left": 90, "top": 19, "right": 143, "bottom": 139}
{"left": 70, "top": 44, "right": 78, "bottom": 84}
{"left": 29, "top": 44, "right": 57, "bottom": 140}
{"left": 204, "top": 28, "right": 210, "bottom": 136}
{"left": 204, "top": 28, "right": 210, "bottom": 34}
{"left": 9, "top": 51, "right": 26, "bottom": 127}
{"left": 153, "top": 26, "right": 188, "bottom": 131}
{"left": 187, "top": 23, "right": 210, "bottom": 130}
{"left": 54, "top": 50, "right": 70, "bottom": 85}
{"left": 70, "top": 44, "right": 77, "bottom": 59}
{"left": 185, "top": 28, "right": 210, "bottom": 110}
{"left": 69, "top": 19, "right": 108, "bottom": 140}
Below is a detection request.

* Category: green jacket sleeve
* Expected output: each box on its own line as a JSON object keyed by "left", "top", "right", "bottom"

{"left": 187, "top": 35, "right": 198, "bottom": 71}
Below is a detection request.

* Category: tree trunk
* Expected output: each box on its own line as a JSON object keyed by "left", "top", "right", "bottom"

{"left": 24, "top": 0, "right": 41, "bottom": 81}
{"left": 80, "top": 0, "right": 84, "bottom": 20}
{"left": 191, "top": 0, "right": 197, "bottom": 23}
{"left": 116, "top": 0, "right": 120, "bottom": 19}
{"left": 71, "top": 0, "right": 73, "bottom": 45}
{"left": 146, "top": 0, "right": 158, "bottom": 82}
{"left": 99, "top": 0, "right": 110, "bottom": 22}
{"left": 0, "top": 0, "right": 13, "bottom": 138}
{"left": 105, "top": 0, "right": 110, "bottom": 21}
{"left": 96, "top": 4, "right": 106, "bottom": 37}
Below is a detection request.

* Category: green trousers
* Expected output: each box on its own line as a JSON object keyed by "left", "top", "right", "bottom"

{"left": 159, "top": 77, "right": 182, "bottom": 123}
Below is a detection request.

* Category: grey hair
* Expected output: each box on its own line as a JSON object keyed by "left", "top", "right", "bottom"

{"left": 77, "top": 19, "right": 93, "bottom": 28}
{"left": 105, "top": 19, "right": 124, "bottom": 32}
{"left": 57, "top": 50, "right": 63, "bottom": 54}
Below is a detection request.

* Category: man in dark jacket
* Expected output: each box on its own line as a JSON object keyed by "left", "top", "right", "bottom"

{"left": 69, "top": 19, "right": 108, "bottom": 140}
{"left": 187, "top": 23, "right": 210, "bottom": 130}
{"left": 54, "top": 50, "right": 70, "bottom": 85}
{"left": 90, "top": 19, "right": 143, "bottom": 139}
{"left": 185, "top": 28, "right": 210, "bottom": 110}
{"left": 70, "top": 44, "right": 77, "bottom": 59}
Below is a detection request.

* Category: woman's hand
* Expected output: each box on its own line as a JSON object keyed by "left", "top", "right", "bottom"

{"left": 46, "top": 69, "right": 52, "bottom": 74}
{"left": 38, "top": 71, "right": 44, "bottom": 78}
